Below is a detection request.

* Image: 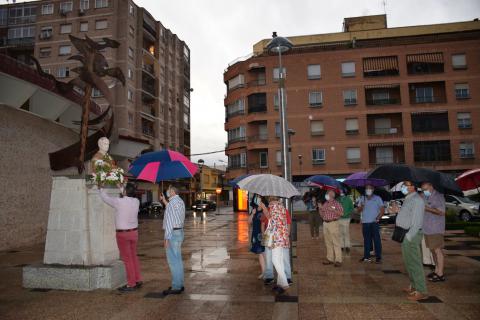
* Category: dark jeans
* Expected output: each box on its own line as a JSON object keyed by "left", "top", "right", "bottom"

{"left": 362, "top": 222, "right": 382, "bottom": 259}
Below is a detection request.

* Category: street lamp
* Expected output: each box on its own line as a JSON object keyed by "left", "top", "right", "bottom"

{"left": 197, "top": 159, "right": 205, "bottom": 215}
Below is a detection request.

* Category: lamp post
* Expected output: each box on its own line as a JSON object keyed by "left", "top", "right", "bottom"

{"left": 197, "top": 159, "right": 205, "bottom": 215}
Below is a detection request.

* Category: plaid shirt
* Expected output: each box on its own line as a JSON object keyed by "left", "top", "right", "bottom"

{"left": 319, "top": 199, "right": 343, "bottom": 222}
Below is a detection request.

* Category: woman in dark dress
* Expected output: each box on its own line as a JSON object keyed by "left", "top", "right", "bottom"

{"left": 249, "top": 194, "right": 267, "bottom": 279}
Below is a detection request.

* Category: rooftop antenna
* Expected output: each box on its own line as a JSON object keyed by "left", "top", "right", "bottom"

{"left": 382, "top": 0, "right": 387, "bottom": 15}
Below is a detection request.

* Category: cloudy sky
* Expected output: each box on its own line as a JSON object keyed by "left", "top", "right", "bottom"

{"left": 140, "top": 0, "right": 479, "bottom": 167}
{"left": 2, "top": 0, "right": 479, "bottom": 167}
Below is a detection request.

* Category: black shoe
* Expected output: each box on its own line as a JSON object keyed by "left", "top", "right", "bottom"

{"left": 135, "top": 281, "right": 143, "bottom": 289}
{"left": 359, "top": 257, "right": 372, "bottom": 263}
{"left": 272, "top": 286, "right": 286, "bottom": 295}
{"left": 287, "top": 279, "right": 293, "bottom": 285}
{"left": 375, "top": 258, "right": 382, "bottom": 264}
{"left": 162, "top": 287, "right": 184, "bottom": 295}
{"left": 264, "top": 278, "right": 274, "bottom": 285}
{"left": 118, "top": 285, "right": 136, "bottom": 292}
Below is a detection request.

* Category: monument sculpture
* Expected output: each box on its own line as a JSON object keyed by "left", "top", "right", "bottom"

{"left": 23, "top": 35, "right": 128, "bottom": 291}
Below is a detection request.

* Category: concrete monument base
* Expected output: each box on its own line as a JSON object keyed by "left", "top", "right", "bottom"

{"left": 23, "top": 260, "right": 126, "bottom": 291}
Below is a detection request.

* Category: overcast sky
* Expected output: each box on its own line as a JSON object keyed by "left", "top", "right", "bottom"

{"left": 2, "top": 0, "right": 479, "bottom": 167}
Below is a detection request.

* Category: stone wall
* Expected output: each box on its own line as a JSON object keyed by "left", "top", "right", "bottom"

{"left": 0, "top": 105, "right": 78, "bottom": 251}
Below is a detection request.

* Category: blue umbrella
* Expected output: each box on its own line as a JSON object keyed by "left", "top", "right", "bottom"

{"left": 228, "top": 174, "right": 251, "bottom": 187}
{"left": 304, "top": 175, "right": 342, "bottom": 191}
{"left": 129, "top": 149, "right": 198, "bottom": 182}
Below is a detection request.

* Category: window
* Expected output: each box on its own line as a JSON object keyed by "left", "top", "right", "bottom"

{"left": 276, "top": 151, "right": 282, "bottom": 166}
{"left": 58, "top": 45, "right": 71, "bottom": 56}
{"left": 376, "top": 147, "right": 393, "bottom": 164}
{"left": 341, "top": 62, "right": 355, "bottom": 77}
{"left": 374, "top": 118, "right": 392, "bottom": 135}
{"left": 60, "top": 24, "right": 72, "bottom": 34}
{"left": 345, "top": 118, "right": 359, "bottom": 134}
{"left": 247, "top": 93, "right": 266, "bottom": 113}
{"left": 228, "top": 153, "right": 246, "bottom": 169}
{"left": 457, "top": 112, "right": 472, "bottom": 129}
{"left": 127, "top": 89, "right": 134, "bottom": 101}
{"left": 259, "top": 152, "right": 268, "bottom": 168}
{"left": 0, "top": 8, "right": 6, "bottom": 26}
{"left": 41, "top": 4, "right": 54, "bottom": 15}
{"left": 343, "top": 89, "right": 357, "bottom": 105}
{"left": 226, "top": 99, "right": 245, "bottom": 117}
{"left": 80, "top": 0, "right": 89, "bottom": 11}
{"left": 452, "top": 54, "right": 466, "bottom": 69}
{"left": 415, "top": 87, "right": 434, "bottom": 103}
{"left": 275, "top": 122, "right": 280, "bottom": 138}
{"left": 411, "top": 112, "right": 449, "bottom": 132}
{"left": 273, "top": 93, "right": 280, "bottom": 110}
{"left": 459, "top": 142, "right": 474, "bottom": 159}
{"left": 95, "top": 19, "right": 108, "bottom": 30}
{"left": 128, "top": 112, "right": 134, "bottom": 127}
{"left": 414, "top": 140, "right": 451, "bottom": 162}
{"left": 307, "top": 64, "right": 321, "bottom": 79}
{"left": 312, "top": 148, "right": 326, "bottom": 165}
{"left": 310, "top": 120, "right": 324, "bottom": 136}
{"left": 57, "top": 66, "right": 70, "bottom": 78}
{"left": 129, "top": 26, "right": 135, "bottom": 37}
{"left": 39, "top": 47, "right": 51, "bottom": 58}
{"left": 228, "top": 126, "right": 246, "bottom": 143}
{"left": 227, "top": 74, "right": 244, "bottom": 91}
{"left": 128, "top": 68, "right": 133, "bottom": 79}
{"left": 309, "top": 91, "right": 323, "bottom": 107}
{"left": 59, "top": 2, "right": 73, "bottom": 13}
{"left": 141, "top": 118, "right": 154, "bottom": 137}
{"left": 95, "top": 0, "right": 109, "bottom": 9}
{"left": 346, "top": 148, "right": 361, "bottom": 163}
{"left": 372, "top": 91, "right": 389, "bottom": 104}
{"left": 273, "top": 67, "right": 286, "bottom": 80}
{"left": 80, "top": 22, "right": 88, "bottom": 32}
{"left": 128, "top": 47, "right": 134, "bottom": 58}
{"left": 8, "top": 26, "right": 34, "bottom": 39}
{"left": 455, "top": 83, "right": 470, "bottom": 99}
{"left": 92, "top": 87, "right": 103, "bottom": 97}
{"left": 129, "top": 3, "right": 134, "bottom": 15}
{"left": 407, "top": 53, "right": 444, "bottom": 74}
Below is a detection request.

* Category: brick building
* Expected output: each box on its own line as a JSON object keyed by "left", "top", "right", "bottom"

{"left": 223, "top": 15, "right": 480, "bottom": 181}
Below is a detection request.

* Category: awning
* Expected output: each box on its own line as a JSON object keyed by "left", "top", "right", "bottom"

{"left": 248, "top": 62, "right": 265, "bottom": 71}
{"left": 368, "top": 142, "right": 404, "bottom": 147}
{"left": 363, "top": 56, "right": 399, "bottom": 72}
{"left": 411, "top": 110, "right": 448, "bottom": 115}
{"left": 365, "top": 83, "right": 400, "bottom": 90}
{"left": 406, "top": 52, "right": 443, "bottom": 64}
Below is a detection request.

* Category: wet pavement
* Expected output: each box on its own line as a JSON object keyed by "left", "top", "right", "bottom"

{"left": 0, "top": 207, "right": 479, "bottom": 319}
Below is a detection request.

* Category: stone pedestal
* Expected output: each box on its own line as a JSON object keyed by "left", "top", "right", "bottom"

{"left": 23, "top": 177, "right": 126, "bottom": 290}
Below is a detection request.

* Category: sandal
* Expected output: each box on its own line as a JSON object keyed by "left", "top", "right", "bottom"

{"left": 427, "top": 272, "right": 437, "bottom": 279}
{"left": 430, "top": 274, "right": 445, "bottom": 282}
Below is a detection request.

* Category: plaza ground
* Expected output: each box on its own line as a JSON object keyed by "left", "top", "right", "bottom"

{"left": 0, "top": 208, "right": 479, "bottom": 320}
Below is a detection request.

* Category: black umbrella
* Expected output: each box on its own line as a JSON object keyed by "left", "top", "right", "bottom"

{"left": 367, "top": 164, "right": 463, "bottom": 196}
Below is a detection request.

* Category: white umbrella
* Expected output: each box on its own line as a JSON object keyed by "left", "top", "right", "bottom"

{"left": 237, "top": 174, "right": 300, "bottom": 198}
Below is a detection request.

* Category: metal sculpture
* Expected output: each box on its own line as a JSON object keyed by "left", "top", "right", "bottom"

{"left": 40, "top": 35, "right": 125, "bottom": 173}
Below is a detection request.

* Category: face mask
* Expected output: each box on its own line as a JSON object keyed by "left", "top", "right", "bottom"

{"left": 340, "top": 193, "right": 345, "bottom": 197}
{"left": 401, "top": 185, "right": 409, "bottom": 195}
{"left": 423, "top": 190, "right": 431, "bottom": 198}
{"left": 366, "top": 189, "right": 373, "bottom": 196}
{"left": 254, "top": 196, "right": 260, "bottom": 205}
{"left": 325, "top": 194, "right": 330, "bottom": 201}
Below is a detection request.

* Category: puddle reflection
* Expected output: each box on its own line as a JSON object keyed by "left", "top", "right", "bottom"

{"left": 191, "top": 247, "right": 230, "bottom": 274}
{"left": 237, "top": 213, "right": 249, "bottom": 243}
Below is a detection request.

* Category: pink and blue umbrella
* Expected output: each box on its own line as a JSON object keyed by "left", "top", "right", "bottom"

{"left": 129, "top": 150, "right": 198, "bottom": 182}
{"left": 305, "top": 175, "right": 342, "bottom": 192}
{"left": 344, "top": 171, "right": 388, "bottom": 187}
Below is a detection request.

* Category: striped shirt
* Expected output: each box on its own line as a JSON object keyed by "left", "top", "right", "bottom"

{"left": 163, "top": 195, "right": 185, "bottom": 240}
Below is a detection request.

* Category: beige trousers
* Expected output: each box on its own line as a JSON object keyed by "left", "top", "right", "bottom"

{"left": 338, "top": 218, "right": 351, "bottom": 248}
{"left": 323, "top": 220, "right": 342, "bottom": 263}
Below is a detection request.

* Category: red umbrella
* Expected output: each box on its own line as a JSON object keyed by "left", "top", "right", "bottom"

{"left": 455, "top": 168, "right": 480, "bottom": 192}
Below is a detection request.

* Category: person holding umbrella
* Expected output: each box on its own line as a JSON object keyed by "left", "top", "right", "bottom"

{"left": 390, "top": 181, "right": 428, "bottom": 301}
{"left": 421, "top": 182, "right": 446, "bottom": 282}
{"left": 357, "top": 184, "right": 384, "bottom": 264}
{"left": 319, "top": 189, "right": 344, "bottom": 267}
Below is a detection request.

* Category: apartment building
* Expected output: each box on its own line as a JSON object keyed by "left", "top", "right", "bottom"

{"left": 0, "top": 0, "right": 191, "bottom": 157}
{"left": 223, "top": 15, "right": 480, "bottom": 181}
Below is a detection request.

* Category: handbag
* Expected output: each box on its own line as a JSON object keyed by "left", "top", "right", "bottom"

{"left": 392, "top": 225, "right": 409, "bottom": 243}
{"left": 261, "top": 219, "right": 274, "bottom": 248}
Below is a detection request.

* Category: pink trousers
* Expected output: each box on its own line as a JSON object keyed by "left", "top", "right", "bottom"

{"left": 116, "top": 230, "right": 142, "bottom": 287}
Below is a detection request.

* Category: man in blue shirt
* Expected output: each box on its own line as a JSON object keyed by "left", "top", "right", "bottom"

{"left": 357, "top": 185, "right": 384, "bottom": 263}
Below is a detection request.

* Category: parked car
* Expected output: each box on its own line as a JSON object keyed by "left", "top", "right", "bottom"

{"left": 445, "top": 195, "right": 480, "bottom": 222}
{"left": 139, "top": 201, "right": 163, "bottom": 218}
{"left": 191, "top": 200, "right": 216, "bottom": 212}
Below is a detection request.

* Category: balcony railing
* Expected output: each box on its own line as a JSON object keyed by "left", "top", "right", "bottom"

{"left": 7, "top": 37, "right": 34, "bottom": 46}
{"left": 368, "top": 127, "right": 402, "bottom": 135}
{"left": 411, "top": 95, "right": 446, "bottom": 104}
{"left": 366, "top": 98, "right": 401, "bottom": 105}
{"left": 142, "top": 104, "right": 155, "bottom": 117}
{"left": 142, "top": 64, "right": 155, "bottom": 76}
{"left": 248, "top": 105, "right": 267, "bottom": 113}
{"left": 227, "top": 137, "right": 246, "bottom": 144}
{"left": 247, "top": 135, "right": 268, "bottom": 143}
{"left": 248, "top": 79, "right": 266, "bottom": 87}
{"left": 226, "top": 110, "right": 245, "bottom": 119}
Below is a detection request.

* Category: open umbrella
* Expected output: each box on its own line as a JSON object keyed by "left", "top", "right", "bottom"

{"left": 129, "top": 149, "right": 198, "bottom": 182}
{"left": 228, "top": 174, "right": 251, "bottom": 187}
{"left": 344, "top": 171, "right": 388, "bottom": 187}
{"left": 455, "top": 169, "right": 480, "bottom": 195}
{"left": 237, "top": 174, "right": 300, "bottom": 198}
{"left": 304, "top": 175, "right": 342, "bottom": 192}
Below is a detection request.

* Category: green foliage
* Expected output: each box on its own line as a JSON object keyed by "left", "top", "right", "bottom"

{"left": 464, "top": 226, "right": 480, "bottom": 237}
{"left": 445, "top": 208, "right": 458, "bottom": 223}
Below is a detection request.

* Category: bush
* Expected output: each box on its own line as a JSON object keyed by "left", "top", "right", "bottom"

{"left": 465, "top": 226, "right": 480, "bottom": 237}
{"left": 445, "top": 208, "right": 458, "bottom": 223}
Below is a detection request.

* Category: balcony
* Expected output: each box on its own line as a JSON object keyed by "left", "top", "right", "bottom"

{"left": 142, "top": 82, "right": 156, "bottom": 97}
{"left": 368, "top": 143, "right": 405, "bottom": 165}
{"left": 413, "top": 140, "right": 451, "bottom": 163}
{"left": 227, "top": 136, "right": 246, "bottom": 145}
{"left": 363, "top": 56, "right": 399, "bottom": 77}
{"left": 411, "top": 111, "right": 449, "bottom": 133}
{"left": 409, "top": 81, "right": 446, "bottom": 104}
{"left": 7, "top": 37, "right": 34, "bottom": 47}
{"left": 407, "top": 52, "right": 444, "bottom": 75}
{"left": 248, "top": 93, "right": 267, "bottom": 114}
{"left": 247, "top": 79, "right": 266, "bottom": 87}
{"left": 142, "top": 63, "right": 155, "bottom": 77}
{"left": 365, "top": 84, "right": 401, "bottom": 106}
{"left": 367, "top": 113, "right": 403, "bottom": 136}
{"left": 141, "top": 104, "right": 156, "bottom": 117}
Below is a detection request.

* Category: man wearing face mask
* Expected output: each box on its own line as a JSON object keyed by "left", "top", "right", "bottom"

{"left": 391, "top": 181, "right": 428, "bottom": 301}
{"left": 357, "top": 185, "right": 384, "bottom": 263}
{"left": 319, "top": 189, "right": 344, "bottom": 267}
{"left": 421, "top": 182, "right": 446, "bottom": 283}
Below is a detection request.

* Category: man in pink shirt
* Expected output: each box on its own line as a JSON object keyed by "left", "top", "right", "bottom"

{"left": 99, "top": 184, "right": 142, "bottom": 292}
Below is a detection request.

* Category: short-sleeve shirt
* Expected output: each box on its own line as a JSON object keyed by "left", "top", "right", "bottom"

{"left": 267, "top": 201, "right": 290, "bottom": 248}
{"left": 422, "top": 190, "right": 446, "bottom": 235}
{"left": 339, "top": 196, "right": 354, "bottom": 219}
{"left": 358, "top": 195, "right": 384, "bottom": 223}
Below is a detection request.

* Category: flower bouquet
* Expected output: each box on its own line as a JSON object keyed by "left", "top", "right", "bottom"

{"left": 89, "top": 155, "right": 125, "bottom": 187}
